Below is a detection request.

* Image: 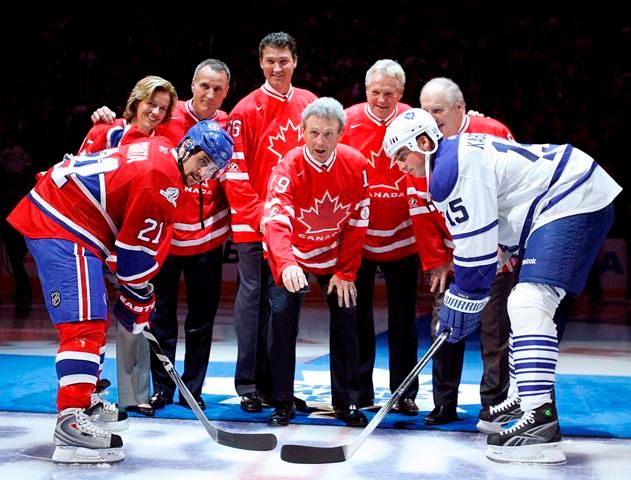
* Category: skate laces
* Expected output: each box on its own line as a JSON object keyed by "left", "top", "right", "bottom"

{"left": 91, "top": 393, "right": 118, "bottom": 414}
{"left": 60, "top": 408, "right": 109, "bottom": 438}
{"left": 490, "top": 394, "right": 520, "bottom": 415}
{"left": 501, "top": 410, "right": 535, "bottom": 436}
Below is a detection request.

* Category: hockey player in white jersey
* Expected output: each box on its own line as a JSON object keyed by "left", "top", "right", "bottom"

{"left": 383, "top": 108, "right": 622, "bottom": 464}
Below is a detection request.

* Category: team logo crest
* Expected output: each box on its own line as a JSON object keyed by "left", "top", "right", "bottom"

{"left": 404, "top": 111, "right": 415, "bottom": 119}
{"left": 160, "top": 187, "right": 180, "bottom": 207}
{"left": 365, "top": 147, "right": 407, "bottom": 191}
{"left": 297, "top": 191, "right": 351, "bottom": 234}
{"left": 50, "top": 290, "right": 61, "bottom": 308}
{"left": 268, "top": 119, "right": 302, "bottom": 162}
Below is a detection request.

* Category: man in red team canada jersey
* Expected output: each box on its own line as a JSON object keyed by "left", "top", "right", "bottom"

{"left": 414, "top": 77, "right": 516, "bottom": 427}
{"left": 224, "top": 32, "right": 317, "bottom": 414}
{"left": 7, "top": 120, "right": 232, "bottom": 464}
{"left": 90, "top": 60, "right": 233, "bottom": 413}
{"left": 263, "top": 97, "right": 371, "bottom": 427}
{"left": 340, "top": 59, "right": 421, "bottom": 415}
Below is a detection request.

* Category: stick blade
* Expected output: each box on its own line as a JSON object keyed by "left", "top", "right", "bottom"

{"left": 216, "top": 430, "right": 277, "bottom": 451}
{"left": 281, "top": 444, "right": 347, "bottom": 464}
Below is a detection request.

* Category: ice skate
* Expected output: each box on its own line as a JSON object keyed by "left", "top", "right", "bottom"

{"left": 476, "top": 393, "right": 522, "bottom": 433}
{"left": 485, "top": 402, "right": 566, "bottom": 465}
{"left": 87, "top": 393, "right": 129, "bottom": 432}
{"left": 52, "top": 408, "right": 124, "bottom": 464}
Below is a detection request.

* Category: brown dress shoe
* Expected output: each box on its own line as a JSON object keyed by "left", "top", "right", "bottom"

{"left": 396, "top": 398, "right": 419, "bottom": 416}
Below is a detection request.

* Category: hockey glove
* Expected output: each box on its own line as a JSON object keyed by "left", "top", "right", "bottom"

{"left": 438, "top": 284, "right": 489, "bottom": 343}
{"left": 112, "top": 284, "right": 156, "bottom": 334}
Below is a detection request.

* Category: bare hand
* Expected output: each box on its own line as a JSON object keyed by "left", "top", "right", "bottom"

{"left": 467, "top": 109, "right": 485, "bottom": 118}
{"left": 327, "top": 274, "right": 357, "bottom": 308}
{"left": 427, "top": 262, "right": 452, "bottom": 293}
{"left": 282, "top": 265, "right": 308, "bottom": 292}
{"left": 91, "top": 106, "right": 117, "bottom": 124}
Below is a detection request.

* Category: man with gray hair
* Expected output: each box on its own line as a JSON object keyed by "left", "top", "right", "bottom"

{"left": 263, "top": 97, "right": 371, "bottom": 427}
{"left": 340, "top": 59, "right": 420, "bottom": 415}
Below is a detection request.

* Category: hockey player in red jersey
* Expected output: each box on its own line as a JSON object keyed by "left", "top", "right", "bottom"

{"left": 224, "top": 32, "right": 317, "bottom": 414}
{"left": 79, "top": 75, "right": 178, "bottom": 411}
{"left": 7, "top": 120, "right": 232, "bottom": 464}
{"left": 263, "top": 97, "right": 370, "bottom": 427}
{"left": 89, "top": 60, "right": 233, "bottom": 414}
{"left": 340, "top": 59, "right": 421, "bottom": 415}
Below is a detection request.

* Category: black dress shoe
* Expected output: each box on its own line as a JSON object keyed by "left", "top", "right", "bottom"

{"left": 334, "top": 404, "right": 368, "bottom": 427}
{"left": 240, "top": 392, "right": 263, "bottom": 413}
{"left": 424, "top": 405, "right": 458, "bottom": 425}
{"left": 293, "top": 396, "right": 309, "bottom": 412}
{"left": 396, "top": 398, "right": 419, "bottom": 416}
{"left": 126, "top": 404, "right": 155, "bottom": 417}
{"left": 149, "top": 390, "right": 174, "bottom": 410}
{"left": 178, "top": 395, "right": 206, "bottom": 410}
{"left": 267, "top": 403, "right": 296, "bottom": 427}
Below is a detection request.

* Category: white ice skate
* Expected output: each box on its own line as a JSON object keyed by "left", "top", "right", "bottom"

{"left": 485, "top": 403, "right": 566, "bottom": 465}
{"left": 476, "top": 393, "right": 522, "bottom": 434}
{"left": 87, "top": 393, "right": 129, "bottom": 432}
{"left": 52, "top": 408, "right": 125, "bottom": 464}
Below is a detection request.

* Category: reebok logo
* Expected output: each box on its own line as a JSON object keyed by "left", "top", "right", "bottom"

{"left": 522, "top": 258, "right": 537, "bottom": 265}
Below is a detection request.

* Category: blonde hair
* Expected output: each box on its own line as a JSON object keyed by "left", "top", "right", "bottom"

{"left": 123, "top": 75, "right": 178, "bottom": 124}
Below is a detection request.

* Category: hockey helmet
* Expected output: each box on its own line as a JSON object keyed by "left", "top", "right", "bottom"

{"left": 383, "top": 108, "right": 443, "bottom": 159}
{"left": 179, "top": 120, "right": 233, "bottom": 171}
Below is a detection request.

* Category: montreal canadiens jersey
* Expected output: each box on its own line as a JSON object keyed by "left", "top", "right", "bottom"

{"left": 155, "top": 99, "right": 230, "bottom": 256}
{"left": 341, "top": 102, "right": 417, "bottom": 261}
{"left": 78, "top": 120, "right": 157, "bottom": 155}
{"left": 225, "top": 82, "right": 318, "bottom": 243}
{"left": 430, "top": 133, "right": 622, "bottom": 296}
{"left": 264, "top": 144, "right": 370, "bottom": 284}
{"left": 8, "top": 137, "right": 183, "bottom": 286}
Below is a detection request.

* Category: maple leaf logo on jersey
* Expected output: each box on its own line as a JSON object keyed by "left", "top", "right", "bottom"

{"left": 297, "top": 191, "right": 351, "bottom": 234}
{"left": 365, "top": 146, "right": 407, "bottom": 191}
{"left": 267, "top": 119, "right": 302, "bottom": 162}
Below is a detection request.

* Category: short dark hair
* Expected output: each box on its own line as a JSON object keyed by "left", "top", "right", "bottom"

{"left": 259, "top": 32, "right": 297, "bottom": 60}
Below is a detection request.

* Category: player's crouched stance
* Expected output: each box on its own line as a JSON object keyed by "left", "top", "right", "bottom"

{"left": 383, "top": 109, "right": 621, "bottom": 465}
{"left": 8, "top": 120, "right": 233, "bottom": 464}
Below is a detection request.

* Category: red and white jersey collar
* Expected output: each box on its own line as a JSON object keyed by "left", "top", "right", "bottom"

{"left": 363, "top": 103, "right": 401, "bottom": 127}
{"left": 456, "top": 114, "right": 471, "bottom": 134}
{"left": 261, "top": 81, "right": 295, "bottom": 102}
{"left": 303, "top": 145, "right": 337, "bottom": 172}
{"left": 185, "top": 99, "right": 220, "bottom": 123}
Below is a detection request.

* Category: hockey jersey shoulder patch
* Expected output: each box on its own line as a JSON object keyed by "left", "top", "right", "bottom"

{"left": 160, "top": 187, "right": 180, "bottom": 207}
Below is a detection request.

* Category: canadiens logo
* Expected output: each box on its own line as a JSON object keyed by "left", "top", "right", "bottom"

{"left": 228, "top": 162, "right": 239, "bottom": 171}
{"left": 160, "top": 187, "right": 180, "bottom": 207}
{"left": 297, "top": 191, "right": 351, "bottom": 234}
{"left": 268, "top": 119, "right": 303, "bottom": 161}
{"left": 50, "top": 290, "right": 61, "bottom": 308}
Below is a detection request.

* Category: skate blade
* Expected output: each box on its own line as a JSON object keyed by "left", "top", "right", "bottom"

{"left": 52, "top": 446, "right": 125, "bottom": 464}
{"left": 485, "top": 443, "right": 566, "bottom": 465}
{"left": 94, "top": 419, "right": 129, "bottom": 432}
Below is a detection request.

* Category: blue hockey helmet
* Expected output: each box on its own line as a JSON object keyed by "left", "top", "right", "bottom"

{"left": 178, "top": 120, "right": 233, "bottom": 171}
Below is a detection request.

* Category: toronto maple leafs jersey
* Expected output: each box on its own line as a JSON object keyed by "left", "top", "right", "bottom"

{"left": 264, "top": 144, "right": 370, "bottom": 284}
{"left": 225, "top": 82, "right": 318, "bottom": 243}
{"left": 430, "top": 133, "right": 622, "bottom": 296}
{"left": 8, "top": 137, "right": 183, "bottom": 286}
{"left": 341, "top": 102, "right": 418, "bottom": 261}
{"left": 407, "top": 114, "right": 514, "bottom": 271}
{"left": 155, "top": 99, "right": 230, "bottom": 256}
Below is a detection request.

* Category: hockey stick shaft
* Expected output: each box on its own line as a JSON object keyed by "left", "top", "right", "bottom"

{"left": 142, "top": 328, "right": 277, "bottom": 451}
{"left": 280, "top": 330, "right": 449, "bottom": 463}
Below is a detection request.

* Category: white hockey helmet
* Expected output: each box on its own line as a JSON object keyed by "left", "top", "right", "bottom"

{"left": 383, "top": 108, "right": 443, "bottom": 159}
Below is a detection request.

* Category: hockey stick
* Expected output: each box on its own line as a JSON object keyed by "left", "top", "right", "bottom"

{"left": 142, "top": 328, "right": 277, "bottom": 451}
{"left": 280, "top": 330, "right": 449, "bottom": 463}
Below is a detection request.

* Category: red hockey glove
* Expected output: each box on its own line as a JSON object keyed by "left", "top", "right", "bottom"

{"left": 112, "top": 284, "right": 155, "bottom": 334}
